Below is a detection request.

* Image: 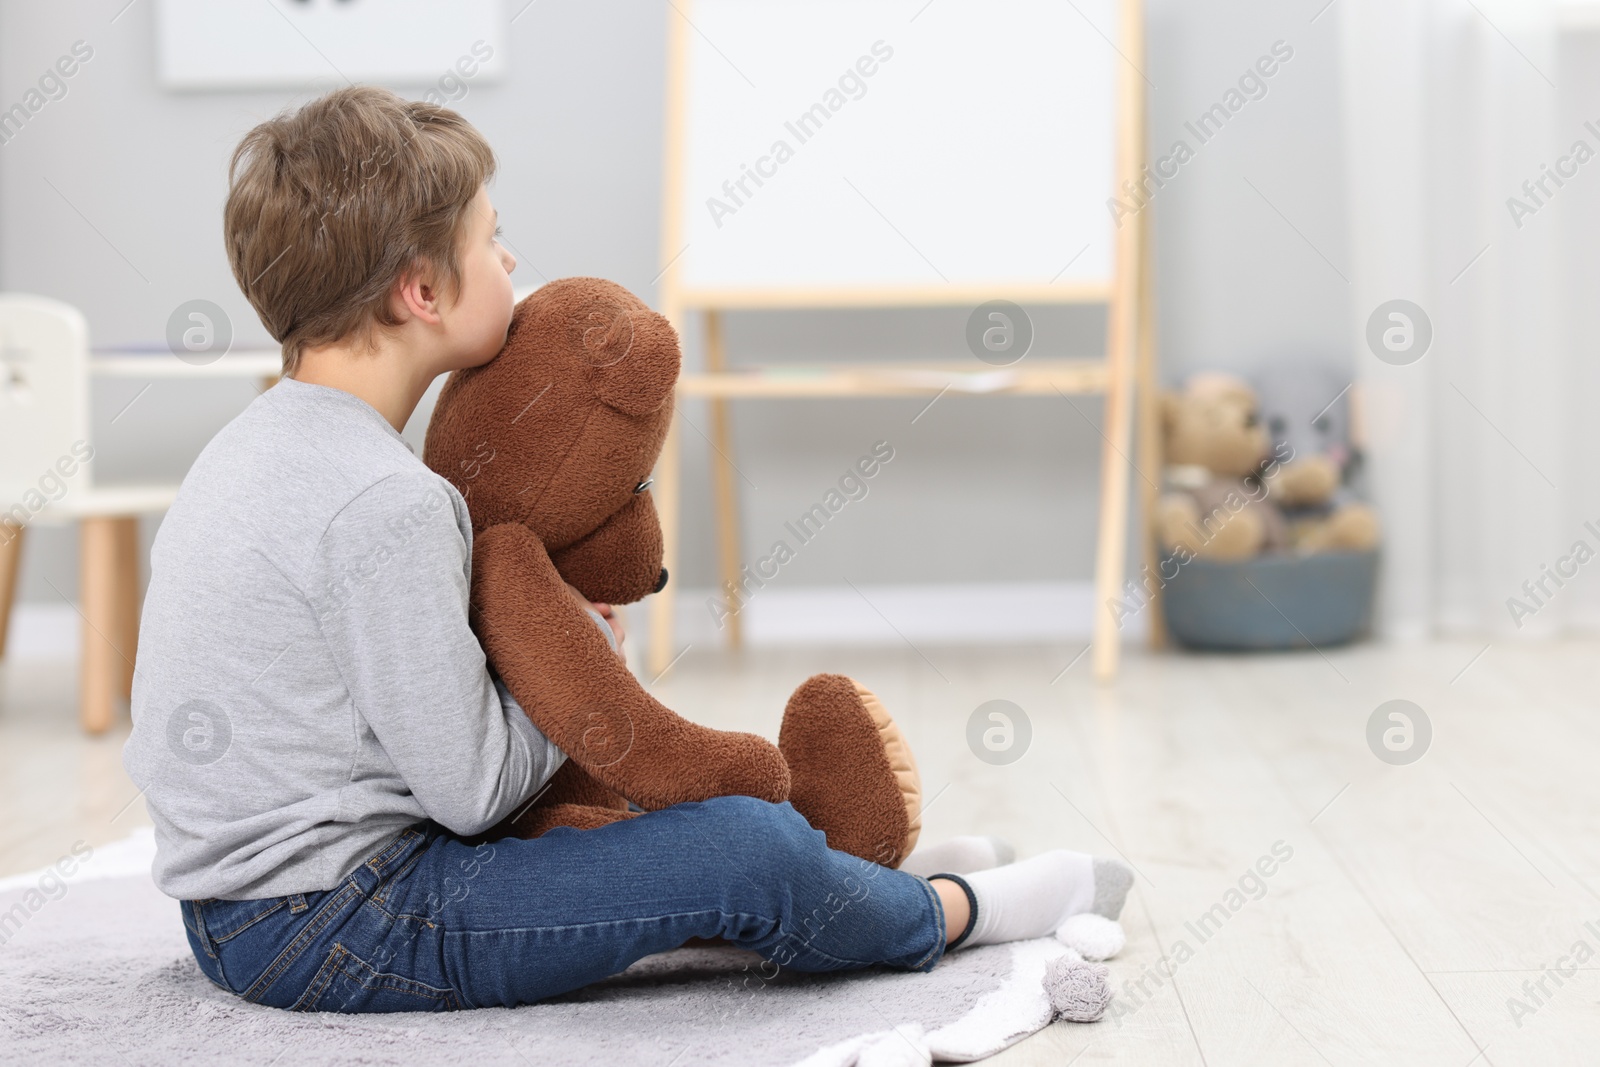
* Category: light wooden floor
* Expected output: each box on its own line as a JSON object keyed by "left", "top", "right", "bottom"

{"left": 3, "top": 638, "right": 1597, "bottom": 1064}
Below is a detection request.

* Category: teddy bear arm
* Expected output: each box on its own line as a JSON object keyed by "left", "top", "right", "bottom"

{"left": 539, "top": 759, "right": 630, "bottom": 811}
{"left": 470, "top": 522, "right": 790, "bottom": 810}
{"left": 549, "top": 490, "right": 666, "bottom": 607}
{"left": 466, "top": 761, "right": 630, "bottom": 842}
{"left": 502, "top": 803, "right": 640, "bottom": 840}
{"left": 1294, "top": 502, "right": 1381, "bottom": 553}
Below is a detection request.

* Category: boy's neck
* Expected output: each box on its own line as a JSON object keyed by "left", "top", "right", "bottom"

{"left": 290, "top": 339, "right": 440, "bottom": 434}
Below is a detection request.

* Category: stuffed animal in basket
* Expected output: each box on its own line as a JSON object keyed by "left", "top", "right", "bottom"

{"left": 1155, "top": 372, "right": 1378, "bottom": 560}
{"left": 422, "top": 277, "right": 922, "bottom": 866}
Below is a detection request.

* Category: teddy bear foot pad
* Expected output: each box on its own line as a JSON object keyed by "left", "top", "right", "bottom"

{"left": 778, "top": 674, "right": 923, "bottom": 867}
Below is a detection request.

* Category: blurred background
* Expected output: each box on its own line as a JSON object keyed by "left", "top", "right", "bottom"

{"left": 4, "top": 0, "right": 1597, "bottom": 656}
{"left": 6, "top": 4, "right": 1600, "bottom": 1060}
{"left": 0, "top": 0, "right": 1352, "bottom": 653}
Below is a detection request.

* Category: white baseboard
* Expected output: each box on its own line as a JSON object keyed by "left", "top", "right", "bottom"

{"left": 3, "top": 581, "right": 1140, "bottom": 663}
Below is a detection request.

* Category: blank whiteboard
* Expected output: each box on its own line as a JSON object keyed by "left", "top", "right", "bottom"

{"left": 673, "top": 0, "right": 1118, "bottom": 295}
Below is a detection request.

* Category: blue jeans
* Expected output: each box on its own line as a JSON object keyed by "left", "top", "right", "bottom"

{"left": 179, "top": 796, "right": 947, "bottom": 1012}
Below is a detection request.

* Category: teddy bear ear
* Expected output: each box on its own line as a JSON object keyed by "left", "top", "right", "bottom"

{"left": 585, "top": 305, "right": 681, "bottom": 416}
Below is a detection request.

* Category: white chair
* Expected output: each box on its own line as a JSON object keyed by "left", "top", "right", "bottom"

{"left": 0, "top": 294, "right": 180, "bottom": 734}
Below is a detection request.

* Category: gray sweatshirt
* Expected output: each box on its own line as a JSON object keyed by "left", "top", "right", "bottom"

{"left": 123, "top": 375, "right": 566, "bottom": 901}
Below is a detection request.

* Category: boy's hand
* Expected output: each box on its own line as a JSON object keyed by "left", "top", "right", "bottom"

{"left": 564, "top": 582, "right": 625, "bottom": 659}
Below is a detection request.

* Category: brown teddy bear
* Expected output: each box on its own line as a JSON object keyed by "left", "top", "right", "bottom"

{"left": 1156, "top": 373, "right": 1378, "bottom": 560}
{"left": 422, "top": 278, "right": 922, "bottom": 866}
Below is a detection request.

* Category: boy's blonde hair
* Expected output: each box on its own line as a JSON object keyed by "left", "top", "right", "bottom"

{"left": 224, "top": 86, "right": 496, "bottom": 377}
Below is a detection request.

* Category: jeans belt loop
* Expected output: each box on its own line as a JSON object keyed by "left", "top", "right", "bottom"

{"left": 356, "top": 826, "right": 422, "bottom": 895}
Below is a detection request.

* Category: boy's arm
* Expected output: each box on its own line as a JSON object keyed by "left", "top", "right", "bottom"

{"left": 310, "top": 472, "right": 565, "bottom": 836}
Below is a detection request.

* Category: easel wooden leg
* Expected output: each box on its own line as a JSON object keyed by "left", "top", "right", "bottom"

{"left": 709, "top": 406, "right": 743, "bottom": 647}
{"left": 704, "top": 311, "right": 744, "bottom": 649}
{"left": 1092, "top": 203, "right": 1142, "bottom": 681}
{"left": 648, "top": 416, "right": 683, "bottom": 678}
{"left": 1092, "top": 0, "right": 1148, "bottom": 683}
{"left": 1134, "top": 214, "right": 1166, "bottom": 649}
{"left": 1092, "top": 352, "right": 1135, "bottom": 683}
{"left": 0, "top": 522, "right": 23, "bottom": 660}
{"left": 80, "top": 516, "right": 136, "bottom": 734}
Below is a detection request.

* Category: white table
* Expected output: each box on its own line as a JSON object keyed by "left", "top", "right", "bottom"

{"left": 90, "top": 346, "right": 282, "bottom": 381}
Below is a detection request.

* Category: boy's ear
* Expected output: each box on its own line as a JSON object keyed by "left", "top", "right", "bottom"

{"left": 392, "top": 261, "right": 445, "bottom": 325}
{"left": 588, "top": 305, "right": 681, "bottom": 416}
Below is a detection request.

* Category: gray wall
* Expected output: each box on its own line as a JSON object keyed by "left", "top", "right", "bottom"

{"left": 1, "top": 0, "right": 1351, "bottom": 603}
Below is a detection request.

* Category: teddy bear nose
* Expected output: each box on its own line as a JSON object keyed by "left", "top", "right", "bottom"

{"left": 634, "top": 478, "right": 654, "bottom": 494}
{"left": 654, "top": 568, "right": 669, "bottom": 593}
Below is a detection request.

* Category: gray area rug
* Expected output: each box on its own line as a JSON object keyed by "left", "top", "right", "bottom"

{"left": 0, "top": 831, "right": 1067, "bottom": 1066}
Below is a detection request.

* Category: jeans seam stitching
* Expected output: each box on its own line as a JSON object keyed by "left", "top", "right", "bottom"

{"left": 365, "top": 828, "right": 422, "bottom": 875}
{"left": 242, "top": 881, "right": 359, "bottom": 1004}
{"left": 341, "top": 950, "right": 457, "bottom": 1002}
{"left": 187, "top": 901, "right": 218, "bottom": 962}
{"left": 364, "top": 896, "right": 398, "bottom": 922}
{"left": 441, "top": 908, "right": 766, "bottom": 939}
{"left": 386, "top": 850, "right": 426, "bottom": 886}
{"left": 366, "top": 830, "right": 425, "bottom": 904}
{"left": 208, "top": 899, "right": 288, "bottom": 944}
{"left": 292, "top": 943, "right": 346, "bottom": 1012}
{"left": 293, "top": 941, "right": 458, "bottom": 1012}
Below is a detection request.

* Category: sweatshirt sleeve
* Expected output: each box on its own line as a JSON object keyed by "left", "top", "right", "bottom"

{"left": 308, "top": 471, "right": 566, "bottom": 835}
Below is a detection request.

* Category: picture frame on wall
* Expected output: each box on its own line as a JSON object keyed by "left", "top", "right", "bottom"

{"left": 154, "top": 0, "right": 509, "bottom": 91}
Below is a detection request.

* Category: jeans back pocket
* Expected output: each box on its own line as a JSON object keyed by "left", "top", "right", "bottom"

{"left": 292, "top": 943, "right": 460, "bottom": 1013}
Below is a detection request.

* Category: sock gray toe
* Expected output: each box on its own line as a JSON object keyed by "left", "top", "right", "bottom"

{"left": 984, "top": 836, "right": 1017, "bottom": 868}
{"left": 1091, "top": 857, "right": 1134, "bottom": 919}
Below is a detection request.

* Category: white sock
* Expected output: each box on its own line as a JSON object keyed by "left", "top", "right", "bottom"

{"left": 940, "top": 851, "right": 1133, "bottom": 949}
{"left": 899, "top": 835, "right": 1015, "bottom": 877}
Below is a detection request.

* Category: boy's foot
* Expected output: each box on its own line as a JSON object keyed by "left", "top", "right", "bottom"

{"left": 935, "top": 850, "right": 1135, "bottom": 949}
{"left": 899, "top": 835, "right": 1016, "bottom": 878}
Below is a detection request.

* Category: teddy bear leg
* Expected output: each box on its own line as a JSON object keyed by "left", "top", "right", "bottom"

{"left": 1270, "top": 455, "right": 1340, "bottom": 508}
{"left": 1294, "top": 503, "right": 1381, "bottom": 553}
{"left": 1156, "top": 494, "right": 1204, "bottom": 557}
{"left": 1324, "top": 502, "right": 1381, "bottom": 551}
{"left": 777, "top": 674, "right": 923, "bottom": 868}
